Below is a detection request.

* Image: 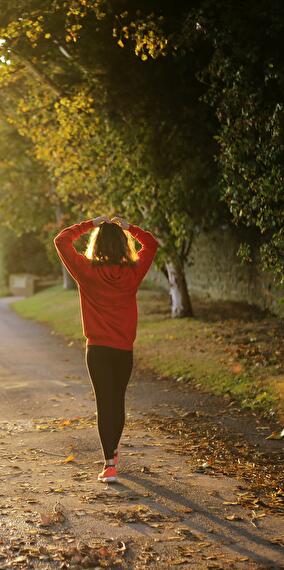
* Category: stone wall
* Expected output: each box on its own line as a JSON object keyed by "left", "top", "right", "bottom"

{"left": 148, "top": 227, "right": 284, "bottom": 317}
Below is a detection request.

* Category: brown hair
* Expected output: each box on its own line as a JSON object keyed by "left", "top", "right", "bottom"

{"left": 84, "top": 221, "right": 139, "bottom": 266}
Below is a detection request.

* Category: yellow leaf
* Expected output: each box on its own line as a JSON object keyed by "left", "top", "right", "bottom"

{"left": 59, "top": 419, "right": 72, "bottom": 427}
{"left": 117, "top": 39, "right": 124, "bottom": 48}
{"left": 45, "top": 33, "right": 51, "bottom": 39}
{"left": 63, "top": 454, "right": 76, "bottom": 463}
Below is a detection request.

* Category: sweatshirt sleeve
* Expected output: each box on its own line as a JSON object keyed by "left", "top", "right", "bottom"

{"left": 53, "top": 219, "right": 94, "bottom": 283}
{"left": 128, "top": 224, "right": 159, "bottom": 284}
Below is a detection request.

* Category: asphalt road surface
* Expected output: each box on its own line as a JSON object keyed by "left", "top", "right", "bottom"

{"left": 0, "top": 296, "right": 283, "bottom": 569}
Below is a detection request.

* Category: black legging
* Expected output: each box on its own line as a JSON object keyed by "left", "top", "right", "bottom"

{"left": 85, "top": 344, "right": 133, "bottom": 461}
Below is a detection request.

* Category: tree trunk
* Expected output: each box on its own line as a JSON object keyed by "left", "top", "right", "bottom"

{"left": 165, "top": 259, "right": 194, "bottom": 318}
{"left": 62, "top": 265, "right": 76, "bottom": 290}
{"left": 161, "top": 263, "right": 168, "bottom": 280}
{"left": 53, "top": 198, "right": 76, "bottom": 291}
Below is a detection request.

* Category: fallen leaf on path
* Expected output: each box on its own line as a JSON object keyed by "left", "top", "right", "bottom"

{"left": 117, "top": 541, "right": 126, "bottom": 553}
{"left": 62, "top": 454, "right": 76, "bottom": 463}
{"left": 58, "top": 419, "right": 72, "bottom": 427}
{"left": 179, "top": 547, "right": 195, "bottom": 555}
{"left": 269, "top": 536, "right": 284, "bottom": 547}
{"left": 175, "top": 528, "right": 202, "bottom": 540}
{"left": 38, "top": 503, "right": 65, "bottom": 526}
{"left": 225, "top": 514, "right": 243, "bottom": 521}
{"left": 39, "top": 513, "right": 55, "bottom": 526}
{"left": 141, "top": 466, "right": 151, "bottom": 473}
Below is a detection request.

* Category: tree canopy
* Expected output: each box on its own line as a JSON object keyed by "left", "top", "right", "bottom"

{"left": 0, "top": 0, "right": 283, "bottom": 307}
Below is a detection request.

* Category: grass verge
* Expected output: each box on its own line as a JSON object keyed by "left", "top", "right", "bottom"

{"left": 11, "top": 284, "right": 282, "bottom": 420}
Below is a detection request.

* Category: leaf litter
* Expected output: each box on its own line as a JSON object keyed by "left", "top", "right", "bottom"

{"left": 0, "top": 537, "right": 128, "bottom": 569}
{"left": 103, "top": 504, "right": 182, "bottom": 528}
{"left": 127, "top": 412, "right": 284, "bottom": 517}
{"left": 1, "top": 316, "right": 284, "bottom": 569}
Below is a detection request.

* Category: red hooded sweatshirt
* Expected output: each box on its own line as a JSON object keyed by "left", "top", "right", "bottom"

{"left": 53, "top": 220, "right": 159, "bottom": 350}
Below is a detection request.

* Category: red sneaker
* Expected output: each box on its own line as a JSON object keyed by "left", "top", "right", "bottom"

{"left": 97, "top": 465, "right": 117, "bottom": 483}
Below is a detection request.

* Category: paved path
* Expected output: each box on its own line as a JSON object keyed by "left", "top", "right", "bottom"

{"left": 0, "top": 296, "right": 283, "bottom": 569}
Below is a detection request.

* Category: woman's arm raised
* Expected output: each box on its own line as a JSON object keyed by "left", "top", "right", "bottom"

{"left": 111, "top": 216, "right": 159, "bottom": 283}
{"left": 53, "top": 216, "right": 110, "bottom": 282}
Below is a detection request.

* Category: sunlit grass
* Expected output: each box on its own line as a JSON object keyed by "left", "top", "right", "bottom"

{"left": 11, "top": 283, "right": 281, "bottom": 418}
{"left": 11, "top": 285, "right": 83, "bottom": 342}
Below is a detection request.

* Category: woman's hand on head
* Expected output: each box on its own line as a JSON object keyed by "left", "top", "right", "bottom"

{"left": 111, "top": 216, "right": 130, "bottom": 230}
{"left": 92, "top": 215, "right": 111, "bottom": 227}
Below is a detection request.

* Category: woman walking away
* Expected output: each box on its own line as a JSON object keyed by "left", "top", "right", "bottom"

{"left": 53, "top": 215, "right": 159, "bottom": 483}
